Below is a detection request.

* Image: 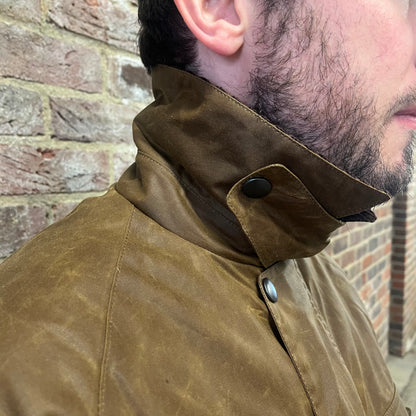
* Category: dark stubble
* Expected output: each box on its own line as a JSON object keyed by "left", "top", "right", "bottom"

{"left": 249, "top": 4, "right": 415, "bottom": 196}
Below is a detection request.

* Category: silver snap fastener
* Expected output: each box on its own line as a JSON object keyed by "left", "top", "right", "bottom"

{"left": 262, "top": 278, "right": 278, "bottom": 303}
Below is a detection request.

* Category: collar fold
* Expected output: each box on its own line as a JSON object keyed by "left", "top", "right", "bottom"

{"left": 119, "top": 65, "right": 390, "bottom": 266}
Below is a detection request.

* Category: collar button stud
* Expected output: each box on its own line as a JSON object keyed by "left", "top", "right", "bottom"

{"left": 242, "top": 177, "right": 272, "bottom": 198}
{"left": 262, "top": 278, "right": 278, "bottom": 303}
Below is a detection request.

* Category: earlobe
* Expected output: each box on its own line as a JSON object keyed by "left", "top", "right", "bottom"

{"left": 173, "top": 0, "right": 246, "bottom": 56}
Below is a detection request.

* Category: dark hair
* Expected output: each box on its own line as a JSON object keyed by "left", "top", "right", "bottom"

{"left": 138, "top": 1, "right": 198, "bottom": 73}
{"left": 137, "top": 1, "right": 284, "bottom": 74}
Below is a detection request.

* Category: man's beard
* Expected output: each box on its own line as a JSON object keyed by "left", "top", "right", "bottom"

{"left": 248, "top": 5, "right": 415, "bottom": 196}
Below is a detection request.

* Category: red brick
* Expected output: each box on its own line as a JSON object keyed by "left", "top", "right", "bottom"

{"left": 392, "top": 219, "right": 407, "bottom": 228}
{"left": 381, "top": 294, "right": 390, "bottom": 309}
{"left": 50, "top": 97, "right": 138, "bottom": 143}
{"left": 393, "top": 198, "right": 407, "bottom": 210}
{"left": 340, "top": 250, "right": 355, "bottom": 268}
{"left": 332, "top": 237, "right": 348, "bottom": 254}
{"left": 360, "top": 284, "right": 371, "bottom": 303}
{"left": 350, "top": 229, "right": 363, "bottom": 245}
{"left": 362, "top": 226, "right": 373, "bottom": 239}
{"left": 392, "top": 236, "right": 406, "bottom": 245}
{"left": 389, "top": 328, "right": 403, "bottom": 339}
{"left": 0, "top": 22, "right": 102, "bottom": 92}
{"left": 377, "top": 284, "right": 387, "bottom": 300}
{"left": 382, "top": 268, "right": 390, "bottom": 281}
{"left": 390, "top": 305, "right": 403, "bottom": 315}
{"left": 392, "top": 280, "right": 405, "bottom": 289}
{"left": 108, "top": 55, "right": 152, "bottom": 102}
{"left": 391, "top": 262, "right": 405, "bottom": 272}
{"left": 392, "top": 245, "right": 406, "bottom": 256}
{"left": 51, "top": 201, "right": 81, "bottom": 222}
{"left": 356, "top": 244, "right": 368, "bottom": 258}
{"left": 48, "top": 0, "right": 138, "bottom": 53}
{"left": 362, "top": 254, "right": 373, "bottom": 270}
{"left": 0, "top": 86, "right": 44, "bottom": 136}
{"left": 0, "top": 0, "right": 42, "bottom": 23}
{"left": 113, "top": 146, "right": 137, "bottom": 180}
{"left": 0, "top": 145, "right": 110, "bottom": 195}
{"left": 0, "top": 204, "right": 48, "bottom": 258}
{"left": 390, "top": 314, "right": 403, "bottom": 324}
{"left": 361, "top": 272, "right": 368, "bottom": 285}
{"left": 373, "top": 312, "right": 386, "bottom": 334}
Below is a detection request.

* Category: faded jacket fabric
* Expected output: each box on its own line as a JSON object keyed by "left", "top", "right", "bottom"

{"left": 0, "top": 66, "right": 410, "bottom": 415}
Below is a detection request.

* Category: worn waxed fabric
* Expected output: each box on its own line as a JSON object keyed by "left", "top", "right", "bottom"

{"left": 0, "top": 66, "right": 409, "bottom": 415}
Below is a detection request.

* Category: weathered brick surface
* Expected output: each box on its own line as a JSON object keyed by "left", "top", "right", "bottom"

{"left": 113, "top": 145, "right": 137, "bottom": 180}
{"left": 0, "top": 22, "right": 102, "bottom": 92}
{"left": 390, "top": 175, "right": 416, "bottom": 355}
{"left": 0, "top": 0, "right": 147, "bottom": 260}
{"left": 0, "top": 204, "right": 48, "bottom": 258}
{"left": 50, "top": 97, "right": 139, "bottom": 143}
{"left": 108, "top": 55, "right": 152, "bottom": 101}
{"left": 48, "top": 0, "right": 138, "bottom": 53}
{"left": 0, "top": 145, "right": 110, "bottom": 195}
{"left": 0, "top": 0, "right": 42, "bottom": 23}
{"left": 0, "top": 85, "right": 44, "bottom": 136}
{"left": 51, "top": 201, "right": 81, "bottom": 222}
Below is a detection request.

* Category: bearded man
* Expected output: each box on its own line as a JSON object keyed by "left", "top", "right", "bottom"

{"left": 0, "top": 0, "right": 414, "bottom": 414}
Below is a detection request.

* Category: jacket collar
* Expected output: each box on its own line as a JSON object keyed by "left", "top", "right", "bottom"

{"left": 118, "top": 65, "right": 389, "bottom": 267}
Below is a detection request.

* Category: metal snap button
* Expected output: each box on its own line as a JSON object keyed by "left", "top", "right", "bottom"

{"left": 262, "top": 278, "right": 278, "bottom": 303}
{"left": 242, "top": 177, "right": 272, "bottom": 198}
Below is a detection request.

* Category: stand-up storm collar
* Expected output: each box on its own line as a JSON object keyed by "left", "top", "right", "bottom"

{"left": 123, "top": 65, "right": 390, "bottom": 267}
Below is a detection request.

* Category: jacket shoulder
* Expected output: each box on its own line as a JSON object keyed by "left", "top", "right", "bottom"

{"left": 0, "top": 188, "right": 134, "bottom": 415}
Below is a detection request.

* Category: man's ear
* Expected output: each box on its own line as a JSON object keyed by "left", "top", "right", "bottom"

{"left": 173, "top": 0, "right": 246, "bottom": 56}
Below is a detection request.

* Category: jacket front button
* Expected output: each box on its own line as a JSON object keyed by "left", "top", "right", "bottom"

{"left": 242, "top": 177, "right": 272, "bottom": 198}
{"left": 262, "top": 278, "right": 278, "bottom": 303}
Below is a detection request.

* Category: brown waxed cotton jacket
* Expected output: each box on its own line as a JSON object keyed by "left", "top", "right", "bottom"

{"left": 0, "top": 66, "right": 410, "bottom": 415}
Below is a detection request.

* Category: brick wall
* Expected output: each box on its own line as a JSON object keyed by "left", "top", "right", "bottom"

{"left": 325, "top": 203, "right": 394, "bottom": 357}
{"left": 390, "top": 175, "right": 416, "bottom": 356}
{"left": 0, "top": 0, "right": 152, "bottom": 260}
{"left": 1, "top": 0, "right": 416, "bottom": 358}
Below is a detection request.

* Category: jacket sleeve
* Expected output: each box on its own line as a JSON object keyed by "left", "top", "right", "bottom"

{"left": 0, "top": 260, "right": 104, "bottom": 416}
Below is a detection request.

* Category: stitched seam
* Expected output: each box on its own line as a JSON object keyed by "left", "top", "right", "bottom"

{"left": 164, "top": 62, "right": 389, "bottom": 208}
{"left": 202, "top": 81, "right": 390, "bottom": 207}
{"left": 293, "top": 261, "right": 346, "bottom": 361}
{"left": 227, "top": 167, "right": 343, "bottom": 265}
{"left": 292, "top": 262, "right": 375, "bottom": 415}
{"left": 258, "top": 274, "right": 318, "bottom": 415}
{"left": 303, "top": 259, "right": 398, "bottom": 416}
{"left": 270, "top": 305, "right": 319, "bottom": 415}
{"left": 136, "top": 150, "right": 240, "bottom": 229}
{"left": 383, "top": 385, "right": 399, "bottom": 416}
{"left": 269, "top": 170, "right": 343, "bottom": 225}
{"left": 246, "top": 166, "right": 343, "bottom": 224}
{"left": 97, "top": 204, "right": 135, "bottom": 416}
{"left": 227, "top": 196, "right": 261, "bottom": 259}
{"left": 180, "top": 179, "right": 239, "bottom": 229}
{"left": 277, "top": 261, "right": 359, "bottom": 415}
